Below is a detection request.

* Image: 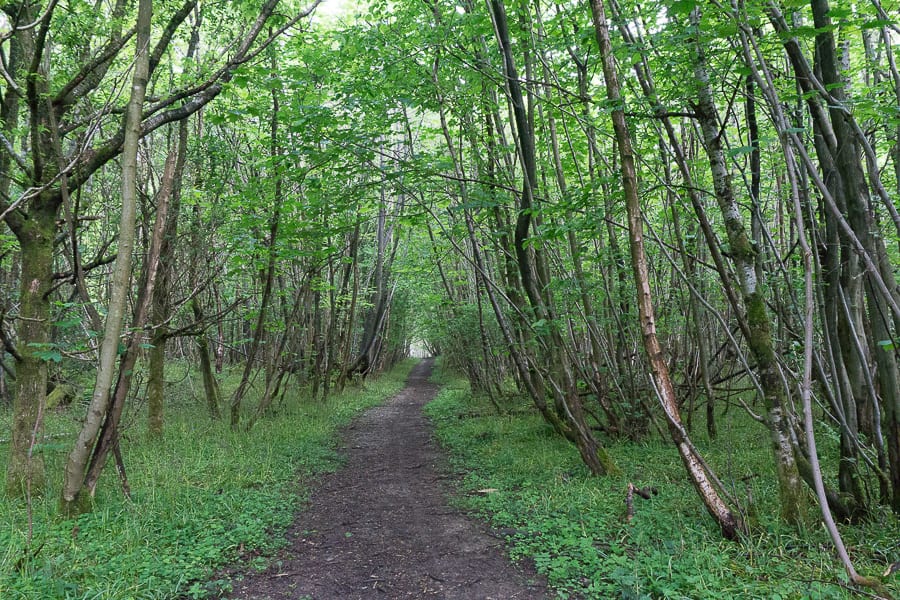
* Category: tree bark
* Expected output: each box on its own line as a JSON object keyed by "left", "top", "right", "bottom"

{"left": 766, "top": 0, "right": 900, "bottom": 513}
{"left": 61, "top": 0, "right": 153, "bottom": 514}
{"left": 5, "top": 208, "right": 55, "bottom": 496}
{"left": 146, "top": 134, "right": 187, "bottom": 439}
{"left": 690, "top": 8, "right": 808, "bottom": 526}
{"left": 147, "top": 15, "right": 197, "bottom": 439}
{"left": 3, "top": 3, "right": 56, "bottom": 498}
{"left": 589, "top": 0, "right": 744, "bottom": 539}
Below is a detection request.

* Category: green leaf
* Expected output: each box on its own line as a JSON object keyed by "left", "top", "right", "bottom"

{"left": 827, "top": 6, "right": 853, "bottom": 19}
{"left": 54, "top": 315, "right": 82, "bottom": 329}
{"left": 727, "top": 145, "right": 756, "bottom": 157}
{"left": 27, "top": 343, "right": 62, "bottom": 363}
{"left": 668, "top": 0, "right": 697, "bottom": 16}
{"left": 862, "top": 19, "right": 896, "bottom": 29}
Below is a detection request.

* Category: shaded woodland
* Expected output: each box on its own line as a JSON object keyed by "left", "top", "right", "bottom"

{"left": 1, "top": 0, "right": 899, "bottom": 593}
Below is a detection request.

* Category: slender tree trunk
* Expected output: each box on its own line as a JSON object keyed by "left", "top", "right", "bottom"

{"left": 776, "top": 0, "right": 900, "bottom": 512}
{"left": 229, "top": 77, "right": 282, "bottom": 428}
{"left": 322, "top": 256, "right": 337, "bottom": 402}
{"left": 147, "top": 130, "right": 188, "bottom": 438}
{"left": 730, "top": 8, "right": 872, "bottom": 520}
{"left": 335, "top": 223, "right": 360, "bottom": 393}
{"left": 147, "top": 18, "right": 197, "bottom": 439}
{"left": 192, "top": 299, "right": 221, "bottom": 419}
{"left": 788, "top": 107, "right": 885, "bottom": 597}
{"left": 744, "top": 28, "right": 885, "bottom": 578}
{"left": 247, "top": 278, "right": 310, "bottom": 428}
{"left": 813, "top": 0, "right": 900, "bottom": 513}
{"left": 589, "top": 0, "right": 744, "bottom": 539}
{"left": 214, "top": 285, "right": 225, "bottom": 373}
{"left": 61, "top": 0, "right": 153, "bottom": 514}
{"left": 347, "top": 202, "right": 390, "bottom": 378}
{"left": 690, "top": 8, "right": 808, "bottom": 526}
{"left": 489, "top": 0, "right": 610, "bottom": 475}
{"left": 83, "top": 121, "right": 174, "bottom": 499}
{"left": 665, "top": 155, "right": 717, "bottom": 440}
{"left": 540, "top": 42, "right": 619, "bottom": 432}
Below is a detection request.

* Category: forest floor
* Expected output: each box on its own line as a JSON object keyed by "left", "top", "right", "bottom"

{"left": 223, "top": 358, "right": 548, "bottom": 600}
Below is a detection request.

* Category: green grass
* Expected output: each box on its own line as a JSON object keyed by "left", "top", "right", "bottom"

{"left": 0, "top": 359, "right": 415, "bottom": 600}
{"left": 425, "top": 372, "right": 900, "bottom": 599}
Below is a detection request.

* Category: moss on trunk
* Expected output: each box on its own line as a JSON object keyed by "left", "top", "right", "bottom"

{"left": 6, "top": 208, "right": 56, "bottom": 497}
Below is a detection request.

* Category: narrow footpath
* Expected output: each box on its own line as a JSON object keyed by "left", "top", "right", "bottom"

{"left": 226, "top": 359, "right": 548, "bottom": 599}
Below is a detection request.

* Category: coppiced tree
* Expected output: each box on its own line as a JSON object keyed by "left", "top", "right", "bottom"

{"left": 336, "top": 0, "right": 899, "bottom": 554}
{"left": 3, "top": 0, "right": 897, "bottom": 586}
{"left": 1, "top": 0, "right": 321, "bottom": 501}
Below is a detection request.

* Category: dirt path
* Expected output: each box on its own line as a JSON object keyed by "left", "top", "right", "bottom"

{"left": 225, "top": 359, "right": 548, "bottom": 600}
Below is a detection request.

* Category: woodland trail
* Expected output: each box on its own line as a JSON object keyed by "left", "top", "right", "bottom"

{"left": 225, "top": 359, "right": 548, "bottom": 599}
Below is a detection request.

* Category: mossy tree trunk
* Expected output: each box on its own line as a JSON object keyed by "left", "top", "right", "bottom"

{"left": 690, "top": 10, "right": 808, "bottom": 526}
{"left": 3, "top": 3, "right": 59, "bottom": 497}
{"left": 5, "top": 206, "right": 57, "bottom": 496}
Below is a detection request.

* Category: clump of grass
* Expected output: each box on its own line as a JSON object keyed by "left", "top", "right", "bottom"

{"left": 425, "top": 373, "right": 899, "bottom": 599}
{"left": 0, "top": 359, "right": 415, "bottom": 600}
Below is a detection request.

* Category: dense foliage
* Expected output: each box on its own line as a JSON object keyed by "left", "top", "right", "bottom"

{"left": 1, "top": 0, "right": 899, "bottom": 595}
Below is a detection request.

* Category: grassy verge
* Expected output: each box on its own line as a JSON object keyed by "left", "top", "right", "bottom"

{"left": 0, "top": 359, "right": 415, "bottom": 600}
{"left": 425, "top": 372, "right": 899, "bottom": 599}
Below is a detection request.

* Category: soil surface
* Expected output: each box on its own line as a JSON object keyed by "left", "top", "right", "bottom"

{"left": 225, "top": 359, "right": 548, "bottom": 600}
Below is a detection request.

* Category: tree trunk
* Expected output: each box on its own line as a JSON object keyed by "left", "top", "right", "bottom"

{"left": 666, "top": 156, "right": 717, "bottom": 440}
{"left": 60, "top": 0, "right": 152, "bottom": 514}
{"left": 347, "top": 202, "right": 390, "bottom": 378}
{"left": 3, "top": 4, "right": 57, "bottom": 498}
{"left": 147, "top": 21, "right": 196, "bottom": 439}
{"left": 589, "top": 0, "right": 744, "bottom": 540}
{"left": 690, "top": 9, "right": 808, "bottom": 526}
{"left": 192, "top": 299, "right": 222, "bottom": 419}
{"left": 335, "top": 224, "right": 360, "bottom": 393}
{"left": 5, "top": 208, "right": 56, "bottom": 496}
{"left": 488, "top": 0, "right": 611, "bottom": 475}
{"left": 147, "top": 139, "right": 186, "bottom": 438}
{"left": 540, "top": 38, "right": 619, "bottom": 432}
{"left": 229, "top": 78, "right": 282, "bottom": 428}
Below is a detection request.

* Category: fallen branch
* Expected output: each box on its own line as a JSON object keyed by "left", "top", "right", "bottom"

{"left": 625, "top": 482, "right": 658, "bottom": 522}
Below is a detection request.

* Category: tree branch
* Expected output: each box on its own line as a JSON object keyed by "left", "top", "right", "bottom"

{"left": 0, "top": 131, "right": 29, "bottom": 175}
{"left": 66, "top": 0, "right": 309, "bottom": 195}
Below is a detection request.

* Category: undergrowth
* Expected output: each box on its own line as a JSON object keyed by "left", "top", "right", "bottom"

{"left": 425, "top": 372, "right": 900, "bottom": 599}
{"left": 0, "top": 359, "right": 415, "bottom": 600}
